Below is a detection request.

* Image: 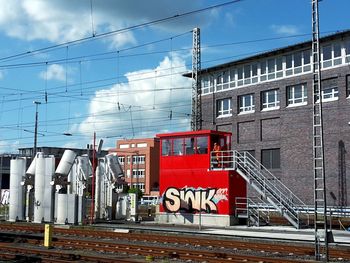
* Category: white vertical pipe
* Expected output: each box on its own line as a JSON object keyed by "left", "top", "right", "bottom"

{"left": 33, "top": 154, "right": 45, "bottom": 223}
{"left": 9, "top": 158, "right": 26, "bottom": 221}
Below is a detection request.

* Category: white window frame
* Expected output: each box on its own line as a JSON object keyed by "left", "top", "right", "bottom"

{"left": 132, "top": 183, "right": 145, "bottom": 192}
{"left": 132, "top": 155, "right": 145, "bottom": 164}
{"left": 118, "top": 156, "right": 125, "bottom": 165}
{"left": 217, "top": 98, "right": 232, "bottom": 117}
{"left": 229, "top": 68, "right": 236, "bottom": 88}
{"left": 262, "top": 89, "right": 280, "bottom": 110}
{"left": 322, "top": 42, "right": 342, "bottom": 68}
{"left": 287, "top": 84, "right": 307, "bottom": 106}
{"left": 346, "top": 39, "right": 350, "bottom": 63}
{"left": 239, "top": 94, "right": 255, "bottom": 113}
{"left": 132, "top": 169, "right": 145, "bottom": 178}
{"left": 322, "top": 86, "right": 338, "bottom": 102}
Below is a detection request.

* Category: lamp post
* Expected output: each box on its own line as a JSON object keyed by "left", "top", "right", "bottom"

{"left": 33, "top": 101, "right": 41, "bottom": 157}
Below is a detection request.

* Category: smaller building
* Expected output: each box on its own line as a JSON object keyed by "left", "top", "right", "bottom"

{"left": 18, "top": 146, "right": 107, "bottom": 158}
{"left": 110, "top": 138, "right": 160, "bottom": 197}
{"left": 156, "top": 130, "right": 246, "bottom": 227}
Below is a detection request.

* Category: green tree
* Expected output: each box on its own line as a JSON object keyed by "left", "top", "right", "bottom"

{"left": 128, "top": 187, "right": 143, "bottom": 199}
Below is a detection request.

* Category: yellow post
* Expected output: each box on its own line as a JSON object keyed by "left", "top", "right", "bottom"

{"left": 44, "top": 224, "right": 53, "bottom": 248}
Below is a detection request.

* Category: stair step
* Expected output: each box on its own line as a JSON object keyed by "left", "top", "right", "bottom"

{"left": 315, "top": 199, "right": 324, "bottom": 202}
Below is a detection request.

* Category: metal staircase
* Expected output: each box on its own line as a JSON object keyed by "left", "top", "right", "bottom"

{"left": 211, "top": 150, "right": 309, "bottom": 229}
{"left": 235, "top": 197, "right": 270, "bottom": 227}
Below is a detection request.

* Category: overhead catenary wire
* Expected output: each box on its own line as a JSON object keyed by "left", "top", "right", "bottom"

{"left": 1, "top": 1, "right": 347, "bottom": 151}
{"left": 0, "top": 29, "right": 342, "bottom": 71}
{"left": 0, "top": 0, "right": 243, "bottom": 63}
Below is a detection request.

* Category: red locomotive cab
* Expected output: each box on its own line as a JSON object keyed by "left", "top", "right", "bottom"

{"left": 156, "top": 130, "right": 246, "bottom": 226}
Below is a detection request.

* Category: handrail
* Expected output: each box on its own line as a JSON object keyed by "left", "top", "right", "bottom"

{"left": 235, "top": 197, "right": 270, "bottom": 226}
{"left": 211, "top": 150, "right": 310, "bottom": 228}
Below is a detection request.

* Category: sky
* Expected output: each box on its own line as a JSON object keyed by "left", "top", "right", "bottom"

{"left": 0, "top": 0, "right": 349, "bottom": 153}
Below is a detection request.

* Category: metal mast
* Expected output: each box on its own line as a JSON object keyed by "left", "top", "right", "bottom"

{"left": 191, "top": 28, "right": 202, "bottom": 131}
{"left": 311, "top": 0, "right": 329, "bottom": 261}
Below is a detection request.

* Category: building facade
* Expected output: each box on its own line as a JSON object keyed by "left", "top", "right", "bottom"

{"left": 194, "top": 30, "right": 350, "bottom": 206}
{"left": 110, "top": 138, "right": 160, "bottom": 197}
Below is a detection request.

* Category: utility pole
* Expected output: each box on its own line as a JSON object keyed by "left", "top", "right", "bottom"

{"left": 311, "top": 0, "right": 331, "bottom": 261}
{"left": 90, "top": 132, "right": 96, "bottom": 224}
{"left": 33, "top": 101, "right": 41, "bottom": 157}
{"left": 191, "top": 28, "right": 201, "bottom": 131}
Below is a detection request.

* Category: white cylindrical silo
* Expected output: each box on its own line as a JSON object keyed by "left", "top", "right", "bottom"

{"left": 26, "top": 154, "right": 38, "bottom": 175}
{"left": 9, "top": 158, "right": 26, "bottom": 222}
{"left": 56, "top": 193, "right": 68, "bottom": 224}
{"left": 33, "top": 155, "right": 46, "bottom": 223}
{"left": 55, "top": 150, "right": 77, "bottom": 175}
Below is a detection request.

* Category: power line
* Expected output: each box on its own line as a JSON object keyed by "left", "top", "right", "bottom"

{"left": 0, "top": 0, "right": 243, "bottom": 63}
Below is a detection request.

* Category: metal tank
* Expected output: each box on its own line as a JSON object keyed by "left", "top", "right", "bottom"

{"left": 8, "top": 158, "right": 26, "bottom": 222}
{"left": 115, "top": 193, "right": 128, "bottom": 220}
{"left": 55, "top": 150, "right": 77, "bottom": 176}
{"left": 33, "top": 154, "right": 55, "bottom": 223}
{"left": 56, "top": 193, "right": 78, "bottom": 224}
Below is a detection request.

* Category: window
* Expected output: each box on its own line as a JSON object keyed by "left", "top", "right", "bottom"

{"left": 127, "top": 156, "right": 131, "bottom": 164}
{"left": 132, "top": 169, "right": 145, "bottom": 178}
{"left": 133, "top": 155, "right": 145, "bottom": 164}
{"left": 322, "top": 43, "right": 342, "bottom": 68}
{"left": 303, "top": 50, "right": 311, "bottom": 72}
{"left": 346, "top": 40, "right": 350, "bottom": 62}
{"left": 162, "top": 139, "right": 171, "bottom": 156}
{"left": 217, "top": 98, "right": 232, "bottom": 117}
{"left": 322, "top": 86, "right": 338, "bottom": 101}
{"left": 239, "top": 94, "right": 255, "bottom": 113}
{"left": 244, "top": 65, "right": 251, "bottom": 85}
{"left": 201, "top": 75, "right": 213, "bottom": 94}
{"left": 261, "top": 148, "right": 280, "bottom": 169}
{"left": 216, "top": 74, "right": 223, "bottom": 91}
{"left": 287, "top": 84, "right": 307, "bottom": 106}
{"left": 237, "top": 67, "right": 243, "bottom": 86}
{"left": 133, "top": 183, "right": 145, "bottom": 191}
{"left": 261, "top": 89, "right": 279, "bottom": 110}
{"left": 183, "top": 137, "right": 208, "bottom": 155}
{"left": 251, "top": 63, "right": 258, "bottom": 83}
{"left": 260, "top": 60, "right": 267, "bottom": 81}
{"left": 126, "top": 169, "right": 131, "bottom": 178}
{"left": 333, "top": 43, "right": 342, "bottom": 65}
{"left": 118, "top": 156, "right": 125, "bottom": 165}
{"left": 285, "top": 50, "right": 311, "bottom": 76}
{"left": 229, "top": 69, "right": 236, "bottom": 88}
{"left": 222, "top": 71, "right": 229, "bottom": 90}
{"left": 173, "top": 138, "right": 184, "bottom": 156}
{"left": 196, "top": 136, "right": 208, "bottom": 154}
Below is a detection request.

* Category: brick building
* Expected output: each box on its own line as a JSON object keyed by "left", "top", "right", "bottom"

{"left": 188, "top": 30, "right": 350, "bottom": 206}
{"left": 110, "top": 138, "right": 160, "bottom": 197}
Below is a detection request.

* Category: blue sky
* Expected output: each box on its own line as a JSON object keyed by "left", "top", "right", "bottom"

{"left": 0, "top": 0, "right": 349, "bottom": 153}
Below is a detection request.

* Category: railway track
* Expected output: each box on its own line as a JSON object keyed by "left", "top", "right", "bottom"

{"left": 0, "top": 223, "right": 349, "bottom": 262}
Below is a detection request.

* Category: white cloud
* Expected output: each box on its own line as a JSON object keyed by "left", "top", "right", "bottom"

{"left": 0, "top": 70, "right": 4, "bottom": 79}
{"left": 73, "top": 53, "right": 191, "bottom": 145}
{"left": 0, "top": 140, "right": 19, "bottom": 154}
{"left": 0, "top": 0, "right": 207, "bottom": 47}
{"left": 270, "top": 24, "right": 300, "bottom": 35}
{"left": 39, "top": 64, "right": 66, "bottom": 82}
